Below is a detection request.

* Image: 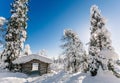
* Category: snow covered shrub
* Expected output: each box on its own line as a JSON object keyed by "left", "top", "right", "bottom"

{"left": 50, "top": 63, "right": 64, "bottom": 72}
{"left": 50, "top": 57, "right": 65, "bottom": 72}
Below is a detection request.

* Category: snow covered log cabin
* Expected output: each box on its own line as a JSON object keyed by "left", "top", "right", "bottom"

{"left": 12, "top": 54, "right": 52, "bottom": 75}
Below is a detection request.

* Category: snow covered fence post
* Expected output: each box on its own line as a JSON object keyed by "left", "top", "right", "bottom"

{"left": 1, "top": 0, "right": 29, "bottom": 70}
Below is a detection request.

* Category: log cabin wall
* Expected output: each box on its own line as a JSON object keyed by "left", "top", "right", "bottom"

{"left": 20, "top": 59, "right": 50, "bottom": 75}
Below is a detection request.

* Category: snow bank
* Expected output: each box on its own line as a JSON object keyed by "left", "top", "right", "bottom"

{"left": 0, "top": 70, "right": 120, "bottom": 83}
{"left": 26, "top": 71, "right": 120, "bottom": 83}
{"left": 13, "top": 54, "right": 53, "bottom": 64}
{"left": 0, "top": 71, "right": 27, "bottom": 83}
{"left": 82, "top": 71, "right": 120, "bottom": 83}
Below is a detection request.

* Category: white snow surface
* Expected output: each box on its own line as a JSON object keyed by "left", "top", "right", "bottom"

{"left": 12, "top": 54, "right": 53, "bottom": 64}
{"left": 0, "top": 70, "right": 120, "bottom": 83}
{"left": 0, "top": 71, "right": 27, "bottom": 83}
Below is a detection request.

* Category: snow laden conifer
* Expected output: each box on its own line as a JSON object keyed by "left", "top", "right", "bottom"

{"left": 38, "top": 49, "right": 47, "bottom": 56}
{"left": 1, "top": 0, "right": 29, "bottom": 70}
{"left": 61, "top": 29, "right": 88, "bottom": 73}
{"left": 23, "top": 44, "right": 32, "bottom": 56}
{"left": 89, "top": 5, "right": 118, "bottom": 76}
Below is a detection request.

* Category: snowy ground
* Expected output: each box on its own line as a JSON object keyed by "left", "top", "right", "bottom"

{"left": 0, "top": 70, "right": 120, "bottom": 83}
{"left": 0, "top": 71, "right": 27, "bottom": 83}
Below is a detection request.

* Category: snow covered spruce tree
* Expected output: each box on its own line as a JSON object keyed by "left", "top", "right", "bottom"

{"left": 61, "top": 29, "right": 88, "bottom": 73}
{"left": 89, "top": 5, "right": 118, "bottom": 76}
{"left": 1, "top": 0, "right": 29, "bottom": 70}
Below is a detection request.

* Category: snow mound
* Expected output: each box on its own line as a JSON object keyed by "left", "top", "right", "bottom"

{"left": 0, "top": 71, "right": 27, "bottom": 83}
{"left": 82, "top": 71, "right": 120, "bottom": 83}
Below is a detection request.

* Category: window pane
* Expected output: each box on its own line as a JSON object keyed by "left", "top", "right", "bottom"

{"left": 32, "top": 63, "right": 38, "bottom": 71}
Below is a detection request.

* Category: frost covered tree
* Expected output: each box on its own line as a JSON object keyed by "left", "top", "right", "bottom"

{"left": 89, "top": 5, "right": 117, "bottom": 76}
{"left": 38, "top": 49, "right": 47, "bottom": 56}
{"left": 23, "top": 44, "right": 32, "bottom": 55}
{"left": 0, "top": 17, "right": 7, "bottom": 47}
{"left": 61, "top": 29, "right": 88, "bottom": 73}
{"left": 1, "top": 0, "right": 29, "bottom": 70}
{"left": 0, "top": 17, "right": 6, "bottom": 26}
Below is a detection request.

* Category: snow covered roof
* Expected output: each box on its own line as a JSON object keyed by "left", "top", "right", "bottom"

{"left": 12, "top": 54, "right": 53, "bottom": 64}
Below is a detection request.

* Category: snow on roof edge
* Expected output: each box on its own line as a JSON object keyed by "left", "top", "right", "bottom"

{"left": 12, "top": 54, "right": 53, "bottom": 64}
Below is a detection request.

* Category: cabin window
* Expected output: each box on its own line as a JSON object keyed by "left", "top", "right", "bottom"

{"left": 32, "top": 63, "right": 39, "bottom": 71}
